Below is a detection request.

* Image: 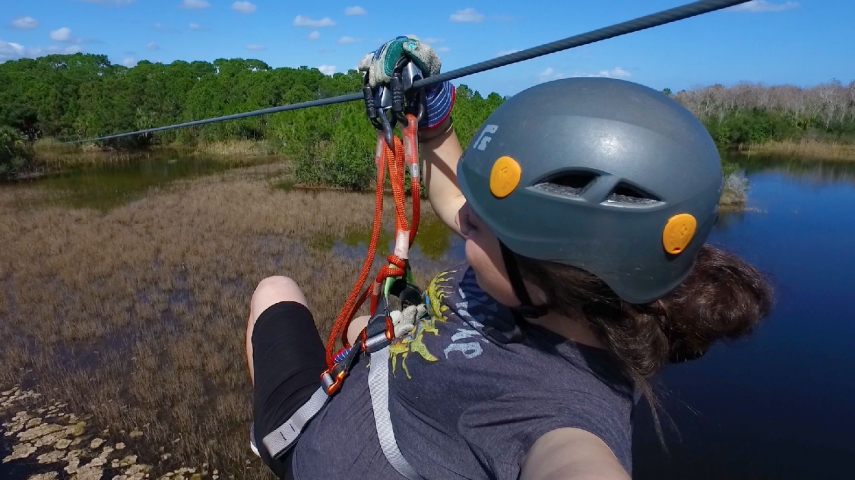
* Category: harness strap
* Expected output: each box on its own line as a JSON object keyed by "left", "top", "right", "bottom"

{"left": 368, "top": 345, "right": 423, "bottom": 480}
{"left": 261, "top": 338, "right": 363, "bottom": 459}
{"left": 261, "top": 305, "right": 421, "bottom": 476}
{"left": 262, "top": 386, "right": 329, "bottom": 459}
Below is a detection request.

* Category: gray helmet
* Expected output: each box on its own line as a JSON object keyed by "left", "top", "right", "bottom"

{"left": 457, "top": 77, "right": 722, "bottom": 304}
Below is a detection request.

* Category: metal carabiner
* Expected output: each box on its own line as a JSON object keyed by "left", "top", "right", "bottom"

{"left": 363, "top": 58, "right": 424, "bottom": 147}
{"left": 377, "top": 108, "right": 395, "bottom": 150}
{"left": 363, "top": 72, "right": 396, "bottom": 149}
{"left": 391, "top": 58, "right": 425, "bottom": 126}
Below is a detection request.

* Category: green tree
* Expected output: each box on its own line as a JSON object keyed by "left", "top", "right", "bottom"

{"left": 0, "top": 126, "right": 31, "bottom": 179}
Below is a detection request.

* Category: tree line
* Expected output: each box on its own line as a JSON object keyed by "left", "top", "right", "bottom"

{"left": 672, "top": 80, "right": 855, "bottom": 147}
{"left": 1, "top": 53, "right": 852, "bottom": 184}
{"left": 0, "top": 53, "right": 502, "bottom": 184}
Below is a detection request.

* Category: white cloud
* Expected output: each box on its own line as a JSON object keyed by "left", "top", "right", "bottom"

{"left": 11, "top": 16, "right": 39, "bottom": 30}
{"left": 729, "top": 1, "right": 799, "bottom": 12}
{"left": 231, "top": 1, "right": 257, "bottom": 13}
{"left": 308, "top": 31, "right": 320, "bottom": 41}
{"left": 337, "top": 36, "right": 361, "bottom": 44}
{"left": 189, "top": 23, "right": 201, "bottom": 30}
{"left": 450, "top": 8, "right": 484, "bottom": 23}
{"left": 0, "top": 40, "right": 26, "bottom": 60}
{"left": 246, "top": 44, "right": 265, "bottom": 51}
{"left": 147, "top": 42, "right": 159, "bottom": 50}
{"left": 569, "top": 67, "right": 632, "bottom": 79}
{"left": 122, "top": 57, "right": 137, "bottom": 67}
{"left": 293, "top": 15, "right": 335, "bottom": 27}
{"left": 538, "top": 67, "right": 565, "bottom": 83}
{"left": 598, "top": 67, "right": 631, "bottom": 79}
{"left": 49, "top": 27, "right": 74, "bottom": 42}
{"left": 435, "top": 46, "right": 451, "bottom": 53}
{"left": 496, "top": 49, "right": 519, "bottom": 57}
{"left": 344, "top": 6, "right": 366, "bottom": 15}
{"left": 180, "top": 0, "right": 210, "bottom": 9}
{"left": 0, "top": 40, "right": 82, "bottom": 61}
{"left": 423, "top": 37, "right": 444, "bottom": 44}
{"left": 317, "top": 65, "right": 336, "bottom": 75}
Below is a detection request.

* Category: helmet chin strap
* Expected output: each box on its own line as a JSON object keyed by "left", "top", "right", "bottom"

{"left": 499, "top": 241, "right": 548, "bottom": 319}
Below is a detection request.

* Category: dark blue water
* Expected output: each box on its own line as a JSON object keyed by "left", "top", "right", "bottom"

{"left": 634, "top": 162, "right": 855, "bottom": 479}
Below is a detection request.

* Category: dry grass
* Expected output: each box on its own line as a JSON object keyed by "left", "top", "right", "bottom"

{"left": 33, "top": 138, "right": 137, "bottom": 168}
{"left": 188, "top": 140, "right": 279, "bottom": 158}
{"left": 32, "top": 138, "right": 281, "bottom": 169}
{"left": 742, "top": 139, "right": 855, "bottom": 161}
{"left": 0, "top": 168, "right": 451, "bottom": 478}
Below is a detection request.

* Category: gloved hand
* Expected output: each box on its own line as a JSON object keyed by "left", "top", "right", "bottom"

{"left": 359, "top": 36, "right": 455, "bottom": 131}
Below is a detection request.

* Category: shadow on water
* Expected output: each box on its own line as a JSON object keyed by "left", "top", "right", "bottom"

{"left": 724, "top": 151, "right": 855, "bottom": 185}
{"left": 26, "top": 151, "right": 278, "bottom": 211}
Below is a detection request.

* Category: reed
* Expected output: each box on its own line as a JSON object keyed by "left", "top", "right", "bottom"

{"left": 188, "top": 140, "right": 279, "bottom": 158}
{"left": 742, "top": 139, "right": 855, "bottom": 161}
{"left": 31, "top": 138, "right": 281, "bottom": 169}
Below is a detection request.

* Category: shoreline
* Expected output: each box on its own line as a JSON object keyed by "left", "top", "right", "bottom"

{"left": 14, "top": 137, "right": 854, "bottom": 188}
{"left": 737, "top": 139, "right": 855, "bottom": 162}
{"left": 30, "top": 139, "right": 282, "bottom": 169}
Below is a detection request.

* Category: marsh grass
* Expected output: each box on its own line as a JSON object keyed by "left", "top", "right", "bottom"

{"left": 187, "top": 140, "right": 279, "bottom": 158}
{"left": 32, "top": 138, "right": 282, "bottom": 170}
{"left": 743, "top": 139, "right": 855, "bottom": 161}
{"left": 0, "top": 168, "right": 451, "bottom": 478}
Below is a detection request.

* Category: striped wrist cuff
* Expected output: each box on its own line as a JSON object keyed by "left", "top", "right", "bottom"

{"left": 420, "top": 82, "right": 455, "bottom": 130}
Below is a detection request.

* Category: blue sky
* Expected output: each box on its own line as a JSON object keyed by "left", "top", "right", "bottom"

{"left": 1, "top": 0, "right": 851, "bottom": 96}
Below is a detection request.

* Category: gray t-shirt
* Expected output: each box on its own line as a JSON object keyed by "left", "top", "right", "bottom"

{"left": 294, "top": 265, "right": 634, "bottom": 479}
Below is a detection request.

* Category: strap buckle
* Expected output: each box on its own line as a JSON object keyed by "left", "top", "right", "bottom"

{"left": 320, "top": 365, "right": 347, "bottom": 395}
{"left": 360, "top": 296, "right": 396, "bottom": 353}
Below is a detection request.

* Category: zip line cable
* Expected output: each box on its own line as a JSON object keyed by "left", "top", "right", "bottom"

{"left": 66, "top": 0, "right": 749, "bottom": 144}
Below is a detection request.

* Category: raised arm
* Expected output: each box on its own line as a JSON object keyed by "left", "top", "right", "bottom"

{"left": 357, "top": 36, "right": 465, "bottom": 239}
{"left": 520, "top": 428, "right": 631, "bottom": 480}
{"left": 420, "top": 117, "right": 467, "bottom": 239}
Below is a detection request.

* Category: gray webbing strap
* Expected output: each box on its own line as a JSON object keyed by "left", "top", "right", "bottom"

{"left": 262, "top": 386, "right": 329, "bottom": 459}
{"left": 368, "top": 346, "right": 424, "bottom": 480}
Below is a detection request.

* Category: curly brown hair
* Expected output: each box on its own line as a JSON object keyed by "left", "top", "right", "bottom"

{"left": 516, "top": 244, "right": 773, "bottom": 436}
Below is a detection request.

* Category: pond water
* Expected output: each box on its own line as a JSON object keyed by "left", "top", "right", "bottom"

{"left": 6, "top": 151, "right": 855, "bottom": 479}
{"left": 633, "top": 156, "right": 855, "bottom": 480}
{"left": 23, "top": 151, "right": 278, "bottom": 211}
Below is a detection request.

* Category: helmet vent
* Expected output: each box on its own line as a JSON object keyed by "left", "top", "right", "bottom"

{"left": 533, "top": 171, "right": 598, "bottom": 196}
{"left": 606, "top": 182, "right": 660, "bottom": 204}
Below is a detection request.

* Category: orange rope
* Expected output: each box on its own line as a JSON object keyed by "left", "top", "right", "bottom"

{"left": 324, "top": 114, "right": 421, "bottom": 368}
{"left": 402, "top": 116, "right": 420, "bottom": 246}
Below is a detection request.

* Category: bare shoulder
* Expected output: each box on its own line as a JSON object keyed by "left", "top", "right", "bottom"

{"left": 520, "top": 428, "right": 630, "bottom": 480}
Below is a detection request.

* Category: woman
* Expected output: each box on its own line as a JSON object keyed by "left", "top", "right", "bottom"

{"left": 245, "top": 37, "right": 772, "bottom": 479}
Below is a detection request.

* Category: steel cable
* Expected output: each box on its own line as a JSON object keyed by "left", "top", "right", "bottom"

{"left": 66, "top": 0, "right": 749, "bottom": 144}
